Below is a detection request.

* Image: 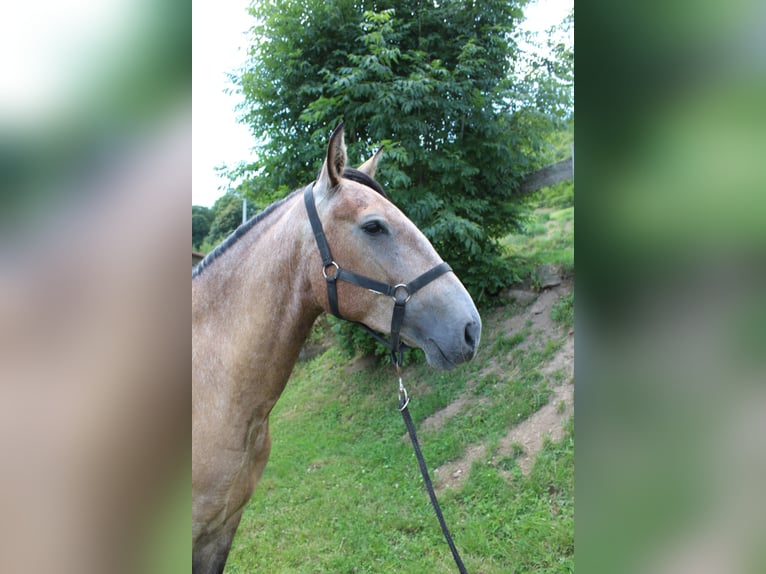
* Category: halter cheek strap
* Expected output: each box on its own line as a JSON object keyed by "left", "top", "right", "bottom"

{"left": 303, "top": 183, "right": 452, "bottom": 365}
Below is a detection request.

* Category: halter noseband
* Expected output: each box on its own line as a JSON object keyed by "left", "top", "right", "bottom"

{"left": 303, "top": 183, "right": 452, "bottom": 365}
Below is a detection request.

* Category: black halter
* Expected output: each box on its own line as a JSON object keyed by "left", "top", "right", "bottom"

{"left": 303, "top": 182, "right": 452, "bottom": 365}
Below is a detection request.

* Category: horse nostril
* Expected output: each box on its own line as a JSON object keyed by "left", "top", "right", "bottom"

{"left": 464, "top": 321, "right": 480, "bottom": 352}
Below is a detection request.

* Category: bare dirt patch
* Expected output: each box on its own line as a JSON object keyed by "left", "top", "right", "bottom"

{"left": 419, "top": 395, "right": 472, "bottom": 434}
{"left": 433, "top": 281, "right": 574, "bottom": 492}
{"left": 502, "top": 282, "right": 572, "bottom": 351}
{"left": 496, "top": 335, "right": 573, "bottom": 477}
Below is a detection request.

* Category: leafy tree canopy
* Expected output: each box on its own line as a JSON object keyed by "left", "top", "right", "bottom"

{"left": 192, "top": 205, "right": 212, "bottom": 250}
{"left": 192, "top": 192, "right": 244, "bottom": 252}
{"left": 230, "top": 0, "right": 573, "bottom": 300}
{"left": 192, "top": 216, "right": 210, "bottom": 250}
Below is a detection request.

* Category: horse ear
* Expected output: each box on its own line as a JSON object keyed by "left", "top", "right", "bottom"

{"left": 357, "top": 146, "right": 384, "bottom": 178}
{"left": 315, "top": 123, "right": 347, "bottom": 197}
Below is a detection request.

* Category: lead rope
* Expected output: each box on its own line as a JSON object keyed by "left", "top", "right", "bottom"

{"left": 396, "top": 361, "right": 469, "bottom": 574}
{"left": 304, "top": 182, "right": 467, "bottom": 572}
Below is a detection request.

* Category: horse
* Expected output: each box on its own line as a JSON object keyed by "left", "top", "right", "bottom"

{"left": 192, "top": 125, "right": 482, "bottom": 573}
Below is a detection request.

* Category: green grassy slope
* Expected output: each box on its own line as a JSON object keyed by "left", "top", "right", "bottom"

{"left": 226, "top": 190, "right": 574, "bottom": 573}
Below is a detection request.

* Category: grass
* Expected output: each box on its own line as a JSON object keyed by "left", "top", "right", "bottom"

{"left": 491, "top": 330, "right": 527, "bottom": 354}
{"left": 500, "top": 181, "right": 574, "bottom": 287}
{"left": 551, "top": 292, "right": 575, "bottom": 329}
{"left": 224, "top": 192, "right": 574, "bottom": 573}
{"left": 226, "top": 333, "right": 573, "bottom": 573}
{"left": 503, "top": 210, "right": 573, "bottom": 272}
{"left": 225, "top": 329, "right": 572, "bottom": 571}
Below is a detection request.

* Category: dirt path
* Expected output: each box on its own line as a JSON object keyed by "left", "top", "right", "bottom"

{"left": 432, "top": 280, "right": 574, "bottom": 492}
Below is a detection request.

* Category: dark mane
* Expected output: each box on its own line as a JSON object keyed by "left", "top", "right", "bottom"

{"left": 193, "top": 170, "right": 386, "bottom": 279}
{"left": 192, "top": 190, "right": 299, "bottom": 279}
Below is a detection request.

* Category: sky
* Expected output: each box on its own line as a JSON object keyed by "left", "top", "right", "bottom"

{"left": 192, "top": 0, "right": 573, "bottom": 207}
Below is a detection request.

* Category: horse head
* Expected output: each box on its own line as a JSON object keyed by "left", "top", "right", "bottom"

{"left": 307, "top": 125, "right": 481, "bottom": 369}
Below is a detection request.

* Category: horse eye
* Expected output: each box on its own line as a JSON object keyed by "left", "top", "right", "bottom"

{"left": 361, "top": 221, "right": 387, "bottom": 236}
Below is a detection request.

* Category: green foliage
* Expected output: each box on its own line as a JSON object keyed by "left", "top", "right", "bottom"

{"left": 192, "top": 205, "right": 211, "bottom": 219}
{"left": 191, "top": 205, "right": 211, "bottom": 249}
{"left": 551, "top": 292, "right": 574, "bottom": 328}
{"left": 331, "top": 316, "right": 422, "bottom": 367}
{"left": 529, "top": 178, "right": 574, "bottom": 211}
{"left": 204, "top": 192, "right": 244, "bottom": 247}
{"left": 514, "top": 10, "right": 574, "bottom": 126}
{"left": 197, "top": 240, "right": 219, "bottom": 255}
{"left": 331, "top": 317, "right": 381, "bottom": 359}
{"left": 232, "top": 0, "right": 574, "bottom": 301}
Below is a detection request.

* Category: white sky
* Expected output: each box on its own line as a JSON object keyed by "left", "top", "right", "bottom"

{"left": 192, "top": 0, "right": 573, "bottom": 207}
{"left": 192, "top": 0, "right": 256, "bottom": 207}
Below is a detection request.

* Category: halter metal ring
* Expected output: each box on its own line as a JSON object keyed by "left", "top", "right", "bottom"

{"left": 392, "top": 283, "right": 411, "bottom": 304}
{"left": 323, "top": 261, "right": 340, "bottom": 281}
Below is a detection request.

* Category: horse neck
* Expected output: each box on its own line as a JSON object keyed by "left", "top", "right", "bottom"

{"left": 193, "top": 193, "right": 322, "bottom": 414}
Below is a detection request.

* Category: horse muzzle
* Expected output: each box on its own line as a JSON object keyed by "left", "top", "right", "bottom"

{"left": 407, "top": 311, "right": 482, "bottom": 370}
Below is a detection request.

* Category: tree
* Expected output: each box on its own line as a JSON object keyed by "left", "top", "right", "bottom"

{"left": 192, "top": 205, "right": 212, "bottom": 250}
{"left": 204, "top": 192, "right": 244, "bottom": 247}
{"left": 513, "top": 9, "right": 574, "bottom": 141}
{"left": 232, "top": 0, "right": 573, "bottom": 300}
